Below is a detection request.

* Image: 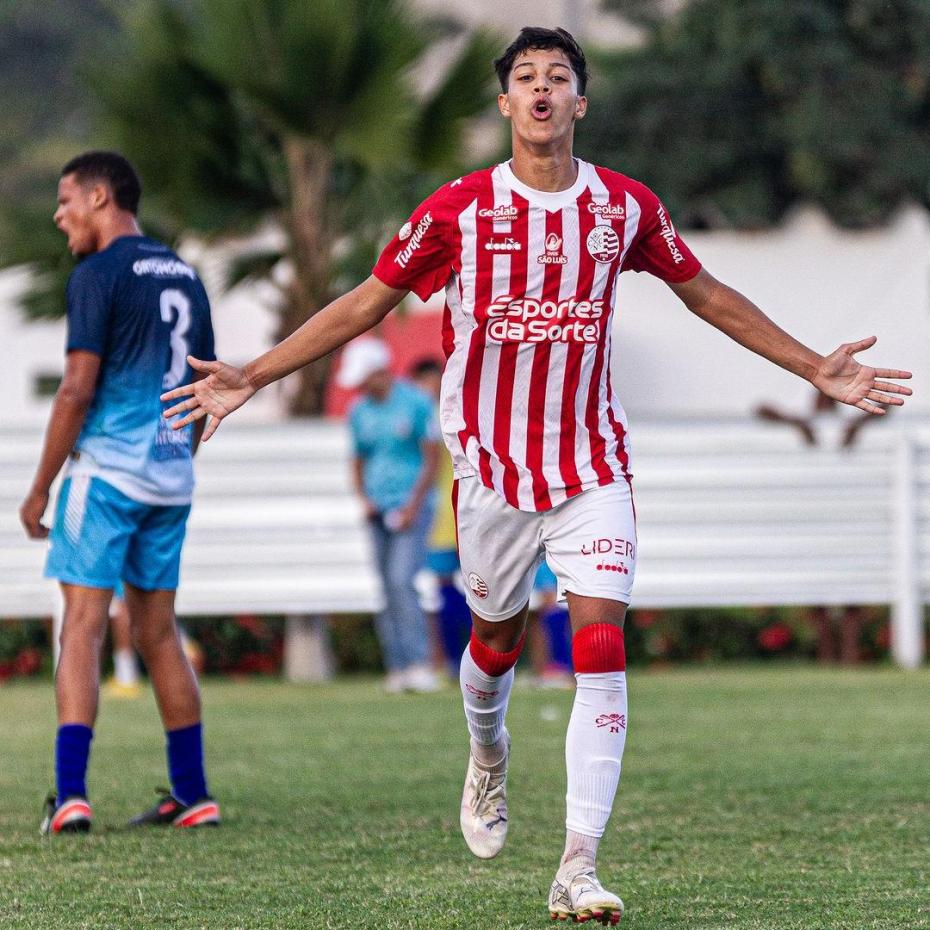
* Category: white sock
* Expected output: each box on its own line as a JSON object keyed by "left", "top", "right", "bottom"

{"left": 113, "top": 648, "right": 139, "bottom": 686}
{"left": 559, "top": 830, "right": 599, "bottom": 878}
{"left": 564, "top": 671, "right": 627, "bottom": 852}
{"left": 460, "top": 646, "right": 514, "bottom": 768}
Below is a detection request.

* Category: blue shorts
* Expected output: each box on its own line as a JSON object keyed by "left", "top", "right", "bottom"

{"left": 45, "top": 475, "right": 190, "bottom": 591}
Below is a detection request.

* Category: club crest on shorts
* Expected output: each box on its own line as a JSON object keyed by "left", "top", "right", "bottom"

{"left": 586, "top": 226, "right": 620, "bottom": 263}
{"left": 468, "top": 572, "right": 489, "bottom": 599}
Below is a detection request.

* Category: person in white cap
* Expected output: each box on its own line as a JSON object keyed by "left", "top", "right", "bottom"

{"left": 337, "top": 338, "right": 442, "bottom": 693}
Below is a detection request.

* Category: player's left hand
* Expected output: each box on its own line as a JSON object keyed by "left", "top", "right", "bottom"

{"left": 20, "top": 488, "right": 50, "bottom": 539}
{"left": 811, "top": 336, "right": 912, "bottom": 415}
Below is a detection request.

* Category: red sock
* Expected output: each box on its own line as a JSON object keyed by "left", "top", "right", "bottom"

{"left": 572, "top": 623, "right": 625, "bottom": 673}
{"left": 468, "top": 630, "right": 526, "bottom": 677}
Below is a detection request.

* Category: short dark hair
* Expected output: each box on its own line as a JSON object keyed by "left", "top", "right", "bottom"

{"left": 494, "top": 27, "right": 589, "bottom": 96}
{"left": 61, "top": 151, "right": 142, "bottom": 215}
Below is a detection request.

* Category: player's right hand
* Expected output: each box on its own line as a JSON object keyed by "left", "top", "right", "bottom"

{"left": 160, "top": 356, "right": 257, "bottom": 441}
{"left": 20, "top": 488, "right": 50, "bottom": 539}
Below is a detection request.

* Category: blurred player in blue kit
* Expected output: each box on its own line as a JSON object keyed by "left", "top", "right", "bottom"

{"left": 20, "top": 152, "right": 220, "bottom": 833}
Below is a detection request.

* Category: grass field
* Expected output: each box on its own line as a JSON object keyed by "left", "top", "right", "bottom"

{"left": 1, "top": 666, "right": 929, "bottom": 929}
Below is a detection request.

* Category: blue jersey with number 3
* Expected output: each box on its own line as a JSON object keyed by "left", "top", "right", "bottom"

{"left": 65, "top": 235, "right": 215, "bottom": 505}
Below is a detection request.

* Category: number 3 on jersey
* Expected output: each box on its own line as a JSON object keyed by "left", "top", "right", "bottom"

{"left": 160, "top": 288, "right": 191, "bottom": 390}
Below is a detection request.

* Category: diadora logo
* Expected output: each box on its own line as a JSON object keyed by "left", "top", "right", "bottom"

{"left": 587, "top": 202, "right": 625, "bottom": 218}
{"left": 394, "top": 212, "right": 433, "bottom": 269}
{"left": 465, "top": 683, "right": 500, "bottom": 700}
{"left": 656, "top": 204, "right": 685, "bottom": 264}
{"left": 537, "top": 232, "right": 567, "bottom": 265}
{"left": 485, "top": 238, "right": 522, "bottom": 252}
{"left": 468, "top": 572, "right": 489, "bottom": 599}
{"left": 595, "top": 713, "right": 626, "bottom": 733}
{"left": 479, "top": 204, "right": 519, "bottom": 221}
{"left": 586, "top": 226, "right": 621, "bottom": 264}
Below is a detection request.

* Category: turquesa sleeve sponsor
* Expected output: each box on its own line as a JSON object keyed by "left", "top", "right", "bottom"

{"left": 65, "top": 261, "right": 112, "bottom": 355}
{"left": 623, "top": 186, "right": 701, "bottom": 283}
{"left": 372, "top": 187, "right": 454, "bottom": 301}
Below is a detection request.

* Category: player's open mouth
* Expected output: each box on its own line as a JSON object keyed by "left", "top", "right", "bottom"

{"left": 532, "top": 100, "right": 552, "bottom": 120}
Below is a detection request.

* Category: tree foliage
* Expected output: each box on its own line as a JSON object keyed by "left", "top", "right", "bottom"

{"left": 584, "top": 0, "right": 930, "bottom": 227}
{"left": 1, "top": 0, "right": 499, "bottom": 412}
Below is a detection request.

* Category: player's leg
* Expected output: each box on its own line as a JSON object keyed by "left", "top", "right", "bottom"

{"left": 544, "top": 481, "right": 636, "bottom": 924}
{"left": 46, "top": 583, "right": 113, "bottom": 833}
{"left": 41, "top": 475, "right": 134, "bottom": 834}
{"left": 455, "top": 477, "right": 540, "bottom": 858}
{"left": 122, "top": 505, "right": 218, "bottom": 828}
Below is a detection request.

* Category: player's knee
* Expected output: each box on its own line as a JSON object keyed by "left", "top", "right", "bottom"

{"left": 468, "top": 627, "right": 526, "bottom": 676}
{"left": 572, "top": 622, "right": 626, "bottom": 673}
{"left": 61, "top": 605, "right": 109, "bottom": 645}
{"left": 131, "top": 614, "right": 177, "bottom": 654}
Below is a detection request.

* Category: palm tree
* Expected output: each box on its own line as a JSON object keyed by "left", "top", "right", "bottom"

{"left": 6, "top": 0, "right": 500, "bottom": 413}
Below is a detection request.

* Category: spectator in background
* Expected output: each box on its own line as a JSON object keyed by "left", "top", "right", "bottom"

{"left": 411, "top": 358, "right": 472, "bottom": 679}
{"left": 340, "top": 339, "right": 441, "bottom": 693}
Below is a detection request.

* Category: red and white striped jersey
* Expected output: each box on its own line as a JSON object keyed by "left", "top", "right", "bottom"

{"left": 373, "top": 159, "right": 701, "bottom": 512}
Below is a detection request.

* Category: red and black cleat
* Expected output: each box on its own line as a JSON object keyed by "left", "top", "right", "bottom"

{"left": 128, "top": 790, "right": 220, "bottom": 828}
{"left": 40, "top": 793, "right": 92, "bottom": 835}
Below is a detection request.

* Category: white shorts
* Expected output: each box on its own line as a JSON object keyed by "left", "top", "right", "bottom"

{"left": 454, "top": 478, "right": 637, "bottom": 621}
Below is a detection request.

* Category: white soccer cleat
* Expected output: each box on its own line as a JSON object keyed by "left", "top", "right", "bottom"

{"left": 548, "top": 868, "right": 624, "bottom": 925}
{"left": 459, "top": 731, "right": 510, "bottom": 859}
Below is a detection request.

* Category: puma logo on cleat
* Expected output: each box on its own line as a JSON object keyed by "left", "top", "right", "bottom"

{"left": 485, "top": 809, "right": 508, "bottom": 830}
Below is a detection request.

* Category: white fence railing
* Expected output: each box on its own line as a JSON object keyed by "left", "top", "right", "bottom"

{"left": 2, "top": 419, "right": 927, "bottom": 667}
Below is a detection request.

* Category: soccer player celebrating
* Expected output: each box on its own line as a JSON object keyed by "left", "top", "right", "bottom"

{"left": 21, "top": 152, "right": 219, "bottom": 833}
{"left": 161, "top": 29, "right": 912, "bottom": 922}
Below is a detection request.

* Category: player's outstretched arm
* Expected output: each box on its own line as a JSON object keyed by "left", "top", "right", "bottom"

{"left": 161, "top": 276, "right": 407, "bottom": 440}
{"left": 670, "top": 270, "right": 912, "bottom": 415}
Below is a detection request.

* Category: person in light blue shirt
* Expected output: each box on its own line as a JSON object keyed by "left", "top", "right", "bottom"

{"left": 20, "top": 152, "right": 218, "bottom": 834}
{"left": 340, "top": 338, "right": 441, "bottom": 693}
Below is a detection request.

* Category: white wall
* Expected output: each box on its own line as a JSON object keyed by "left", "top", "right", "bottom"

{"left": 3, "top": 206, "right": 928, "bottom": 428}
{"left": 613, "top": 206, "right": 930, "bottom": 420}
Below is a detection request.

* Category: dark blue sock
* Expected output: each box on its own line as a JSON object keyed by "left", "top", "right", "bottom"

{"left": 166, "top": 722, "right": 208, "bottom": 806}
{"left": 542, "top": 605, "right": 573, "bottom": 669}
{"left": 55, "top": 724, "right": 93, "bottom": 802}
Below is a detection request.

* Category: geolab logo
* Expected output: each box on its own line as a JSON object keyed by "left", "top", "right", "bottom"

{"left": 479, "top": 204, "right": 519, "bottom": 222}
{"left": 586, "top": 226, "right": 620, "bottom": 263}
{"left": 537, "top": 232, "right": 567, "bottom": 265}
{"left": 587, "top": 202, "right": 625, "bottom": 219}
{"left": 595, "top": 713, "right": 626, "bottom": 733}
{"left": 468, "top": 572, "right": 489, "bottom": 599}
